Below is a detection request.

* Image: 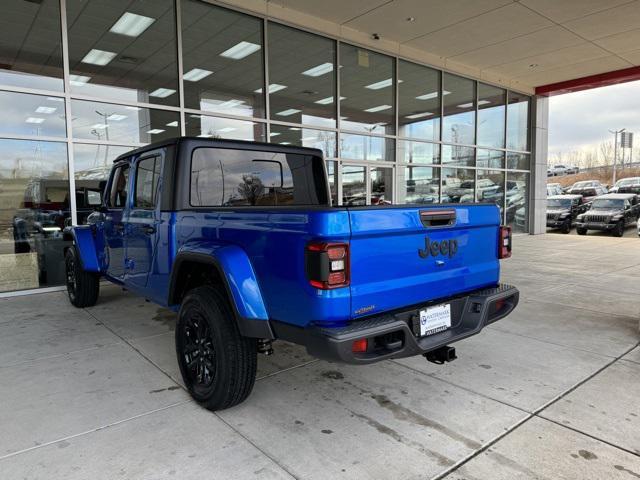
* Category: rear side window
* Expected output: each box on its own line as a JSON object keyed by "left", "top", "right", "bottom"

{"left": 190, "top": 147, "right": 327, "bottom": 207}
{"left": 135, "top": 156, "right": 162, "bottom": 208}
{"left": 108, "top": 164, "right": 130, "bottom": 208}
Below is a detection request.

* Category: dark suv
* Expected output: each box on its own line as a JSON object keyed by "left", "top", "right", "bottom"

{"left": 546, "top": 194, "right": 587, "bottom": 234}
{"left": 566, "top": 180, "right": 608, "bottom": 202}
{"left": 576, "top": 193, "right": 640, "bottom": 237}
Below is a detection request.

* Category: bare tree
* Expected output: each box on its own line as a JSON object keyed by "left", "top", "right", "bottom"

{"left": 237, "top": 175, "right": 264, "bottom": 206}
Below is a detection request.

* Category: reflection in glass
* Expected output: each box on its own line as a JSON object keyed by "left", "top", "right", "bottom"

{"left": 71, "top": 99, "right": 180, "bottom": 144}
{"left": 477, "top": 83, "right": 505, "bottom": 148}
{"left": 66, "top": 0, "right": 178, "bottom": 106}
{"left": 507, "top": 152, "right": 530, "bottom": 170}
{"left": 397, "top": 166, "right": 440, "bottom": 205}
{"left": 398, "top": 141, "right": 439, "bottom": 164}
{"left": 0, "top": 0, "right": 63, "bottom": 91}
{"left": 476, "top": 170, "right": 505, "bottom": 220}
{"left": 182, "top": 1, "right": 264, "bottom": 117}
{"left": 370, "top": 168, "right": 393, "bottom": 205}
{"left": 0, "top": 139, "right": 69, "bottom": 292}
{"left": 327, "top": 161, "right": 338, "bottom": 205}
{"left": 507, "top": 92, "right": 530, "bottom": 151}
{"left": 398, "top": 60, "right": 440, "bottom": 141}
{"left": 507, "top": 172, "right": 529, "bottom": 232}
{"left": 477, "top": 149, "right": 504, "bottom": 169}
{"left": 342, "top": 166, "right": 366, "bottom": 206}
{"left": 185, "top": 114, "right": 265, "bottom": 142}
{"left": 0, "top": 92, "right": 66, "bottom": 138}
{"left": 442, "top": 145, "right": 474, "bottom": 167}
{"left": 340, "top": 134, "right": 393, "bottom": 162}
{"left": 442, "top": 168, "right": 474, "bottom": 203}
{"left": 268, "top": 23, "right": 335, "bottom": 127}
{"left": 340, "top": 44, "right": 394, "bottom": 135}
{"left": 442, "top": 73, "right": 475, "bottom": 145}
{"left": 269, "top": 125, "right": 336, "bottom": 158}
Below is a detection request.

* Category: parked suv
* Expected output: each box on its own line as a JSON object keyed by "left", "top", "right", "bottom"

{"left": 546, "top": 195, "right": 587, "bottom": 233}
{"left": 62, "top": 137, "right": 519, "bottom": 411}
{"left": 566, "top": 180, "right": 608, "bottom": 202}
{"left": 576, "top": 193, "right": 640, "bottom": 237}
{"left": 550, "top": 165, "right": 567, "bottom": 176}
{"left": 610, "top": 177, "right": 640, "bottom": 194}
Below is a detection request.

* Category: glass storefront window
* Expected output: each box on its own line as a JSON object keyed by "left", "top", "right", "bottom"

{"left": 506, "top": 172, "right": 529, "bottom": 233}
{"left": 477, "top": 83, "right": 505, "bottom": 149}
{"left": 477, "top": 149, "right": 504, "bottom": 169}
{"left": 476, "top": 170, "right": 505, "bottom": 219}
{"left": 370, "top": 168, "right": 393, "bottom": 205}
{"left": 507, "top": 92, "right": 530, "bottom": 152}
{"left": 326, "top": 161, "right": 338, "bottom": 205}
{"left": 340, "top": 44, "right": 394, "bottom": 135}
{"left": 340, "top": 134, "right": 393, "bottom": 162}
{"left": 71, "top": 99, "right": 179, "bottom": 144}
{"left": 181, "top": 1, "right": 264, "bottom": 118}
{"left": 398, "top": 140, "right": 439, "bottom": 165}
{"left": 0, "top": 139, "right": 69, "bottom": 292}
{"left": 0, "top": 92, "right": 66, "bottom": 138}
{"left": 397, "top": 166, "right": 440, "bottom": 205}
{"left": 0, "top": 0, "right": 64, "bottom": 91}
{"left": 66, "top": 0, "right": 179, "bottom": 107}
{"left": 398, "top": 60, "right": 440, "bottom": 141}
{"left": 442, "top": 168, "right": 474, "bottom": 203}
{"left": 186, "top": 114, "right": 265, "bottom": 142}
{"left": 442, "top": 73, "right": 475, "bottom": 145}
{"left": 269, "top": 125, "right": 336, "bottom": 158}
{"left": 442, "top": 145, "right": 474, "bottom": 167}
{"left": 342, "top": 166, "right": 366, "bottom": 206}
{"left": 268, "top": 23, "right": 336, "bottom": 128}
{"left": 507, "top": 152, "right": 530, "bottom": 170}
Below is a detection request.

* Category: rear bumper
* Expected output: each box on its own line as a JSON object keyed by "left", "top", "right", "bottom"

{"left": 272, "top": 284, "right": 519, "bottom": 364}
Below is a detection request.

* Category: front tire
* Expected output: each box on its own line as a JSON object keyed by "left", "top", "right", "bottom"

{"left": 561, "top": 219, "right": 571, "bottom": 234}
{"left": 576, "top": 227, "right": 587, "bottom": 235}
{"left": 176, "top": 286, "right": 257, "bottom": 411}
{"left": 65, "top": 247, "right": 99, "bottom": 308}
{"left": 613, "top": 221, "right": 625, "bottom": 237}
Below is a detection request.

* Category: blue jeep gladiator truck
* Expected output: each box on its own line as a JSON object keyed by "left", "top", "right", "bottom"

{"left": 64, "top": 137, "right": 519, "bottom": 411}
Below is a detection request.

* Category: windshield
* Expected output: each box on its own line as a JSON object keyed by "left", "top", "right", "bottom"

{"left": 571, "top": 181, "right": 591, "bottom": 189}
{"left": 547, "top": 198, "right": 572, "bottom": 208}
{"left": 591, "top": 199, "right": 624, "bottom": 210}
{"left": 616, "top": 178, "right": 639, "bottom": 186}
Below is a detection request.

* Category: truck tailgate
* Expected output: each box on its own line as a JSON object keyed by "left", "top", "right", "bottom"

{"left": 347, "top": 204, "right": 501, "bottom": 319}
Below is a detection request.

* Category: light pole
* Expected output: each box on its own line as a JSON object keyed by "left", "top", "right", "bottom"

{"left": 608, "top": 128, "right": 625, "bottom": 185}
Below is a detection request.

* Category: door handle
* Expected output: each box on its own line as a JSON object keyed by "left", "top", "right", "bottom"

{"left": 143, "top": 225, "right": 156, "bottom": 235}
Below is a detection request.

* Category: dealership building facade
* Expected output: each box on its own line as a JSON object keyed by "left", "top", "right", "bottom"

{"left": 1, "top": 0, "right": 637, "bottom": 294}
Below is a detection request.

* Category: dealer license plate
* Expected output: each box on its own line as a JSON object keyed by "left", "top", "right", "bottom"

{"left": 419, "top": 304, "right": 452, "bottom": 336}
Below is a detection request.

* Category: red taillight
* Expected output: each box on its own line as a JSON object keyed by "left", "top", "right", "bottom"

{"left": 352, "top": 338, "right": 368, "bottom": 353}
{"left": 499, "top": 226, "right": 512, "bottom": 259}
{"left": 305, "top": 241, "right": 350, "bottom": 289}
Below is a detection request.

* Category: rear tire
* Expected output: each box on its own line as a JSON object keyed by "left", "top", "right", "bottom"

{"left": 176, "top": 286, "right": 257, "bottom": 411}
{"left": 560, "top": 219, "right": 571, "bottom": 234}
{"left": 576, "top": 227, "right": 587, "bottom": 236}
{"left": 613, "top": 221, "right": 625, "bottom": 237}
{"left": 65, "top": 247, "right": 99, "bottom": 308}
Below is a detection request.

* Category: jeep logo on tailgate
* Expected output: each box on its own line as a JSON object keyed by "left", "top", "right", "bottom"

{"left": 418, "top": 236, "right": 458, "bottom": 259}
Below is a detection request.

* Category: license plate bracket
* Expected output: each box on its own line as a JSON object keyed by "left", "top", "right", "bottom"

{"left": 419, "top": 303, "right": 452, "bottom": 337}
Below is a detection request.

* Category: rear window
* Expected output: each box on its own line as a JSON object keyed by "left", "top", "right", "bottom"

{"left": 190, "top": 147, "right": 327, "bottom": 207}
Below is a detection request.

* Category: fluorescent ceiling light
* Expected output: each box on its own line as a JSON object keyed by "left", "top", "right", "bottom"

{"left": 269, "top": 132, "right": 281, "bottom": 137}
{"left": 477, "top": 100, "right": 491, "bottom": 106}
{"left": 415, "top": 90, "right": 451, "bottom": 100}
{"left": 91, "top": 123, "right": 108, "bottom": 129}
{"left": 147, "top": 129, "right": 165, "bottom": 134}
{"left": 149, "top": 88, "right": 176, "bottom": 98}
{"left": 276, "top": 108, "right": 301, "bottom": 117}
{"left": 302, "top": 62, "right": 333, "bottom": 77}
{"left": 81, "top": 49, "right": 117, "bottom": 66}
{"left": 217, "top": 99, "right": 244, "bottom": 109}
{"left": 125, "top": 106, "right": 141, "bottom": 111}
{"left": 25, "top": 117, "right": 44, "bottom": 124}
{"left": 220, "top": 41, "right": 261, "bottom": 60}
{"left": 365, "top": 78, "right": 392, "bottom": 90}
{"left": 107, "top": 114, "right": 127, "bottom": 121}
{"left": 47, "top": 97, "right": 64, "bottom": 102}
{"left": 279, "top": 142, "right": 291, "bottom": 145}
{"left": 217, "top": 127, "right": 236, "bottom": 133}
{"left": 364, "top": 104, "right": 392, "bottom": 113}
{"left": 109, "top": 12, "right": 155, "bottom": 37}
{"left": 166, "top": 121, "right": 179, "bottom": 127}
{"left": 190, "top": 114, "right": 202, "bottom": 119}
{"left": 289, "top": 127, "right": 301, "bottom": 131}
{"left": 69, "top": 74, "right": 91, "bottom": 86}
{"left": 457, "top": 102, "right": 473, "bottom": 108}
{"left": 183, "top": 68, "right": 213, "bottom": 82}
{"left": 314, "top": 96, "right": 346, "bottom": 105}
{"left": 405, "top": 112, "right": 433, "bottom": 119}
{"left": 254, "top": 84, "right": 287, "bottom": 94}
{"left": 35, "top": 106, "right": 56, "bottom": 114}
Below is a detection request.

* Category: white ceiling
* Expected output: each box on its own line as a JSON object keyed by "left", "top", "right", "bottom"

{"left": 221, "top": 0, "right": 640, "bottom": 92}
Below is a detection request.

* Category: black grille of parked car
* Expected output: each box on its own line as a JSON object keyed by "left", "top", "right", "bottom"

{"left": 547, "top": 213, "right": 558, "bottom": 220}
{"left": 585, "top": 215, "right": 608, "bottom": 223}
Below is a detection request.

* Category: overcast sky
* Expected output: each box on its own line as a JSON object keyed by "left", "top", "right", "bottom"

{"left": 548, "top": 80, "right": 640, "bottom": 157}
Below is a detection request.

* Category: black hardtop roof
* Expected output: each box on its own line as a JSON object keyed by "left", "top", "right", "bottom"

{"left": 113, "top": 136, "right": 324, "bottom": 163}
{"left": 548, "top": 194, "right": 582, "bottom": 200}
{"left": 597, "top": 193, "right": 637, "bottom": 200}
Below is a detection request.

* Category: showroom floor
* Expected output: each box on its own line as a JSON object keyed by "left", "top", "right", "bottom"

{"left": 1, "top": 234, "right": 639, "bottom": 480}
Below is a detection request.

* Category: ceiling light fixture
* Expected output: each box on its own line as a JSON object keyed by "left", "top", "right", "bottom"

{"left": 314, "top": 96, "right": 346, "bottom": 105}
{"left": 166, "top": 121, "right": 179, "bottom": 127}
{"left": 269, "top": 132, "right": 281, "bottom": 137}
{"left": 183, "top": 68, "right": 213, "bottom": 82}
{"left": 254, "top": 84, "right": 287, "bottom": 94}
{"left": 364, "top": 104, "right": 392, "bottom": 113}
{"left": 405, "top": 112, "right": 433, "bottom": 119}
{"left": 107, "top": 114, "right": 127, "bottom": 121}
{"left": 69, "top": 74, "right": 91, "bottom": 86}
{"left": 25, "top": 117, "right": 45, "bottom": 124}
{"left": 276, "top": 108, "right": 301, "bottom": 117}
{"left": 91, "top": 123, "right": 108, "bottom": 129}
{"left": 365, "top": 78, "right": 392, "bottom": 90}
{"left": 457, "top": 102, "right": 473, "bottom": 108}
{"left": 220, "top": 41, "right": 261, "bottom": 60}
{"left": 302, "top": 62, "right": 333, "bottom": 77}
{"left": 147, "top": 129, "right": 165, "bottom": 134}
{"left": 416, "top": 90, "right": 451, "bottom": 100}
{"left": 81, "top": 49, "right": 117, "bottom": 66}
{"left": 35, "top": 106, "right": 56, "bottom": 114}
{"left": 109, "top": 12, "right": 155, "bottom": 37}
{"left": 149, "top": 88, "right": 176, "bottom": 98}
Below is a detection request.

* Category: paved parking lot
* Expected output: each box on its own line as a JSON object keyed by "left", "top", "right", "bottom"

{"left": 1, "top": 234, "right": 639, "bottom": 479}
